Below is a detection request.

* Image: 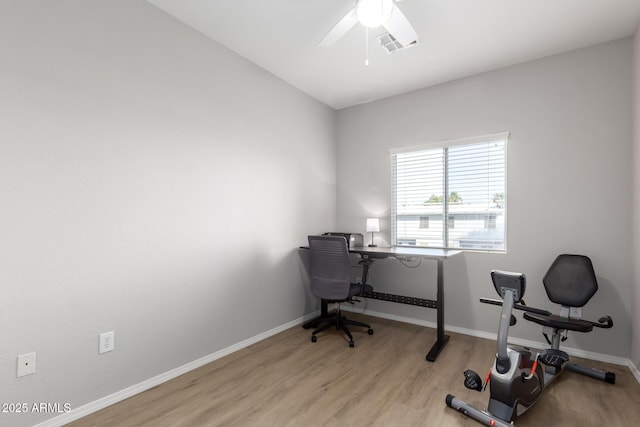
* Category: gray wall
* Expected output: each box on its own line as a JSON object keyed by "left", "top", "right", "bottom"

{"left": 336, "top": 39, "right": 633, "bottom": 358}
{"left": 0, "top": 1, "right": 334, "bottom": 426}
{"left": 632, "top": 25, "right": 640, "bottom": 371}
{"left": 2, "top": 2, "right": 637, "bottom": 426}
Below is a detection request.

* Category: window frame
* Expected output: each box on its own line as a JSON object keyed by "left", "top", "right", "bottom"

{"left": 390, "top": 132, "right": 508, "bottom": 253}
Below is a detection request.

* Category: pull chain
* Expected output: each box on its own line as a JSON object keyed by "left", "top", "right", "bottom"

{"left": 365, "top": 27, "right": 369, "bottom": 67}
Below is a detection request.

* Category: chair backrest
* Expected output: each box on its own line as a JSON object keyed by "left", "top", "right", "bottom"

{"left": 308, "top": 235, "right": 352, "bottom": 301}
{"left": 543, "top": 254, "right": 598, "bottom": 307}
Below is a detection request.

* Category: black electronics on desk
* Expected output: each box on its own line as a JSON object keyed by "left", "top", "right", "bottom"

{"left": 322, "top": 232, "right": 363, "bottom": 249}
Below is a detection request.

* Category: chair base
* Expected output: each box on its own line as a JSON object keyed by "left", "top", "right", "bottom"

{"left": 311, "top": 309, "right": 373, "bottom": 347}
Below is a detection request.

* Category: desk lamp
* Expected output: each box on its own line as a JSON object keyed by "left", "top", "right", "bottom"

{"left": 366, "top": 218, "right": 380, "bottom": 247}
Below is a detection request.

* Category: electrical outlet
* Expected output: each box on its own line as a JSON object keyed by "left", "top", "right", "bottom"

{"left": 99, "top": 331, "right": 115, "bottom": 354}
{"left": 17, "top": 352, "right": 36, "bottom": 377}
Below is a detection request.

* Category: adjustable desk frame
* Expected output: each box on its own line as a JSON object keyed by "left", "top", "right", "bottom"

{"left": 304, "top": 245, "right": 461, "bottom": 362}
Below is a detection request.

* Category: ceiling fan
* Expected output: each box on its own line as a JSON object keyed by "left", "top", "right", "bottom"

{"left": 319, "top": 0, "right": 419, "bottom": 48}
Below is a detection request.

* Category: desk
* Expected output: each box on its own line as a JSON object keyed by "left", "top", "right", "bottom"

{"left": 303, "top": 245, "right": 461, "bottom": 362}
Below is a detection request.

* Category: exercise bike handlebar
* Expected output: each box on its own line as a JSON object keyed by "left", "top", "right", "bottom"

{"left": 593, "top": 316, "right": 614, "bottom": 328}
{"left": 480, "top": 297, "right": 552, "bottom": 316}
{"left": 480, "top": 298, "right": 614, "bottom": 329}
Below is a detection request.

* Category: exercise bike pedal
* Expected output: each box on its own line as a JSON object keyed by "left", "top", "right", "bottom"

{"left": 463, "top": 370, "right": 483, "bottom": 392}
{"left": 539, "top": 348, "right": 569, "bottom": 368}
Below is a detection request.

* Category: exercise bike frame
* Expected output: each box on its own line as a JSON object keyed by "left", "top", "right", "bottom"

{"left": 446, "top": 272, "right": 614, "bottom": 426}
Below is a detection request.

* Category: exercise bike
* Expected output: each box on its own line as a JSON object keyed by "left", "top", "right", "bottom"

{"left": 446, "top": 254, "right": 615, "bottom": 426}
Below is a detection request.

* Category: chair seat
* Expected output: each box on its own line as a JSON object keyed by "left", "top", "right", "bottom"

{"left": 523, "top": 312, "right": 593, "bottom": 332}
{"left": 349, "top": 283, "right": 373, "bottom": 298}
{"left": 324, "top": 283, "right": 373, "bottom": 303}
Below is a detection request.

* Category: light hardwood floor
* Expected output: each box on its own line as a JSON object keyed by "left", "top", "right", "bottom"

{"left": 68, "top": 314, "right": 640, "bottom": 426}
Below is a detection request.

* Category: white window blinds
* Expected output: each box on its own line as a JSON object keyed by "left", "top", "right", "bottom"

{"left": 390, "top": 133, "right": 508, "bottom": 252}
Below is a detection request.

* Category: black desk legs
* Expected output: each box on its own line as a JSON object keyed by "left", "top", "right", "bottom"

{"left": 359, "top": 257, "right": 450, "bottom": 362}
{"left": 303, "top": 256, "right": 451, "bottom": 362}
{"left": 426, "top": 259, "right": 450, "bottom": 361}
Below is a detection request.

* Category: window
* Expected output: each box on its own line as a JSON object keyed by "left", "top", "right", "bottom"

{"left": 390, "top": 133, "right": 508, "bottom": 252}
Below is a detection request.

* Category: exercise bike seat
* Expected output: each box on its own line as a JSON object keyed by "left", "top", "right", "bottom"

{"left": 523, "top": 254, "right": 601, "bottom": 333}
{"left": 523, "top": 312, "right": 593, "bottom": 332}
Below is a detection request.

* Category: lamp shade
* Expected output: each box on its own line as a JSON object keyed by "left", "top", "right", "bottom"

{"left": 355, "top": 0, "right": 393, "bottom": 28}
{"left": 366, "top": 218, "right": 380, "bottom": 232}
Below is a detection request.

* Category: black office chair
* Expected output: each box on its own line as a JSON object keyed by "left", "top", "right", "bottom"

{"left": 308, "top": 235, "right": 374, "bottom": 347}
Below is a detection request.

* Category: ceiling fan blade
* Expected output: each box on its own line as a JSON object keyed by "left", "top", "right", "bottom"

{"left": 318, "top": 8, "right": 358, "bottom": 47}
{"left": 383, "top": 4, "right": 419, "bottom": 47}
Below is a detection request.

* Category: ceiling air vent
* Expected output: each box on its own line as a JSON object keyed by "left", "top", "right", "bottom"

{"left": 377, "top": 32, "right": 418, "bottom": 54}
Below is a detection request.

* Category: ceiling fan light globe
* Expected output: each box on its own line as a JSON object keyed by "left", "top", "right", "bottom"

{"left": 356, "top": 0, "right": 393, "bottom": 28}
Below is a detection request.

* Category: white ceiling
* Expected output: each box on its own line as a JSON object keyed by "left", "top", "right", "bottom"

{"left": 147, "top": 0, "right": 640, "bottom": 110}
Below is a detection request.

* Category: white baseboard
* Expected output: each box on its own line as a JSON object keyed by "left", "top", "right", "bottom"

{"left": 36, "top": 309, "right": 636, "bottom": 426}
{"left": 629, "top": 359, "right": 640, "bottom": 383}
{"left": 34, "top": 312, "right": 320, "bottom": 427}
{"left": 362, "top": 309, "right": 632, "bottom": 367}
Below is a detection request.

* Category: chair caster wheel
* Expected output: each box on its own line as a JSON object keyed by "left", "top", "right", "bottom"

{"left": 311, "top": 335, "right": 317, "bottom": 343}
{"left": 349, "top": 340, "right": 355, "bottom": 348}
{"left": 368, "top": 329, "right": 374, "bottom": 335}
